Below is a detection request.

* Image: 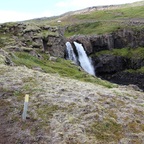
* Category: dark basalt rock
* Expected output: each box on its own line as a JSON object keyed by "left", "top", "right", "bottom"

{"left": 68, "top": 28, "right": 144, "bottom": 55}
{"left": 92, "top": 54, "right": 144, "bottom": 90}
{"left": 68, "top": 28, "right": 144, "bottom": 90}
{"left": 92, "top": 54, "right": 126, "bottom": 74}
{"left": 101, "top": 72, "right": 144, "bottom": 91}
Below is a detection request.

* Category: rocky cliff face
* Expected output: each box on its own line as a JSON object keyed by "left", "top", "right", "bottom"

{"left": 68, "top": 28, "right": 144, "bottom": 54}
{"left": 67, "top": 28, "right": 144, "bottom": 90}
{"left": 1, "top": 22, "right": 144, "bottom": 89}
{"left": 0, "top": 23, "right": 66, "bottom": 57}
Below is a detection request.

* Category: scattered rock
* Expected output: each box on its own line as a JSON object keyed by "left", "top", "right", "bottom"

{"left": 49, "top": 56, "right": 58, "bottom": 61}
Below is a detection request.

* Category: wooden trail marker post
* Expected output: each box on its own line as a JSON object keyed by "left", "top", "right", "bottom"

{"left": 22, "top": 94, "right": 29, "bottom": 121}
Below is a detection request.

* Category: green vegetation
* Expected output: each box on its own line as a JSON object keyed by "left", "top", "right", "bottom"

{"left": 11, "top": 51, "right": 116, "bottom": 88}
{"left": 37, "top": 104, "right": 59, "bottom": 120}
{"left": 64, "top": 6, "right": 144, "bottom": 37}
{"left": 136, "top": 66, "right": 144, "bottom": 73}
{"left": 125, "top": 66, "right": 144, "bottom": 73}
{"left": 127, "top": 121, "right": 144, "bottom": 133}
{"left": 94, "top": 47, "right": 144, "bottom": 59}
{"left": 0, "top": 55, "right": 5, "bottom": 64}
{"left": 37, "top": 30, "right": 59, "bottom": 38}
{"left": 1, "top": 22, "right": 17, "bottom": 27}
{"left": 64, "top": 21, "right": 122, "bottom": 37}
{"left": 73, "top": 6, "right": 144, "bottom": 21}
{"left": 23, "top": 2, "right": 144, "bottom": 37}
{"left": 87, "top": 118, "right": 123, "bottom": 142}
{"left": 0, "top": 33, "right": 14, "bottom": 47}
{"left": 23, "top": 24, "right": 40, "bottom": 33}
{"left": 0, "top": 99, "right": 11, "bottom": 107}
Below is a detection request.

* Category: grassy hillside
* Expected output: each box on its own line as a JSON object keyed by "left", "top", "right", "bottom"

{"left": 25, "top": 1, "right": 144, "bottom": 37}
{"left": 11, "top": 51, "right": 116, "bottom": 88}
{"left": 63, "top": 4, "right": 144, "bottom": 37}
{"left": 1, "top": 56, "right": 144, "bottom": 143}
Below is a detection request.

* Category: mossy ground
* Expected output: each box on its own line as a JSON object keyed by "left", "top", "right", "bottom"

{"left": 11, "top": 51, "right": 116, "bottom": 88}
{"left": 64, "top": 21, "right": 123, "bottom": 37}
{"left": 93, "top": 47, "right": 144, "bottom": 58}
{"left": 87, "top": 118, "right": 123, "bottom": 142}
{"left": 0, "top": 59, "right": 144, "bottom": 143}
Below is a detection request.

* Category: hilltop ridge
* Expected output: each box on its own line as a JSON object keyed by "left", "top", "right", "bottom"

{"left": 25, "top": 0, "right": 144, "bottom": 24}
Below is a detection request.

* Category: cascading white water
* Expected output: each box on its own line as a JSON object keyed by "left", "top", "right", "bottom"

{"left": 65, "top": 42, "right": 78, "bottom": 64}
{"left": 74, "top": 41, "right": 95, "bottom": 76}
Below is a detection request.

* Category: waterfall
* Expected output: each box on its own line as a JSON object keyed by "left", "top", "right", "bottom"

{"left": 65, "top": 42, "right": 78, "bottom": 64}
{"left": 74, "top": 42, "right": 95, "bottom": 76}
{"left": 65, "top": 41, "right": 95, "bottom": 76}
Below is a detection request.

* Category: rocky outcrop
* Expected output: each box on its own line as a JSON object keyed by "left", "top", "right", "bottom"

{"left": 93, "top": 54, "right": 144, "bottom": 73}
{"left": 93, "top": 55, "right": 126, "bottom": 73}
{"left": 103, "top": 71, "right": 144, "bottom": 90}
{"left": 42, "top": 34, "right": 66, "bottom": 57}
{"left": 67, "top": 28, "right": 144, "bottom": 90}
{"left": 0, "top": 23, "right": 66, "bottom": 57}
{"left": 68, "top": 28, "right": 144, "bottom": 54}
{"left": 92, "top": 54, "right": 144, "bottom": 90}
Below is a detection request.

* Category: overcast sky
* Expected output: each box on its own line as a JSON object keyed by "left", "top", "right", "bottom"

{"left": 0, "top": 0, "right": 141, "bottom": 23}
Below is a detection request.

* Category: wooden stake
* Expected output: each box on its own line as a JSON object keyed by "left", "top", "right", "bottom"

{"left": 22, "top": 94, "right": 29, "bottom": 121}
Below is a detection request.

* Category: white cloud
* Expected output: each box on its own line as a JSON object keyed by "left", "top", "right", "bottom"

{"left": 0, "top": 10, "right": 53, "bottom": 23}
{"left": 56, "top": 1, "right": 68, "bottom": 7}
{"left": 56, "top": 0, "right": 139, "bottom": 10}
{"left": 0, "top": 0, "right": 139, "bottom": 23}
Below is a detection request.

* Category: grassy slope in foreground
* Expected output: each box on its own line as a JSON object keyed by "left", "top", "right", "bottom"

{"left": 11, "top": 51, "right": 116, "bottom": 88}
{"left": 0, "top": 53, "right": 144, "bottom": 143}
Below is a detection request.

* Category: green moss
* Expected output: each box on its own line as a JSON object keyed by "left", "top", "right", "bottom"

{"left": 87, "top": 118, "right": 123, "bottom": 142}
{"left": 25, "top": 40, "right": 33, "bottom": 46}
{"left": 23, "top": 24, "right": 40, "bottom": 33}
{"left": 2, "top": 22, "right": 17, "bottom": 27}
{"left": 0, "top": 55, "right": 5, "bottom": 64}
{"left": 11, "top": 51, "right": 116, "bottom": 88}
{"left": 125, "top": 66, "right": 144, "bottom": 74}
{"left": 36, "top": 104, "right": 59, "bottom": 120}
{"left": 73, "top": 5, "right": 144, "bottom": 21}
{"left": 64, "top": 21, "right": 122, "bottom": 37}
{"left": 0, "top": 99, "right": 11, "bottom": 107}
{"left": 139, "top": 104, "right": 144, "bottom": 107}
{"left": 108, "top": 110, "right": 118, "bottom": 120}
{"left": 0, "top": 37, "right": 5, "bottom": 47}
{"left": 0, "top": 33, "right": 14, "bottom": 47}
{"left": 93, "top": 48, "right": 128, "bottom": 57}
{"left": 94, "top": 47, "right": 144, "bottom": 59}
{"left": 126, "top": 121, "right": 144, "bottom": 133}
{"left": 14, "top": 90, "right": 25, "bottom": 101}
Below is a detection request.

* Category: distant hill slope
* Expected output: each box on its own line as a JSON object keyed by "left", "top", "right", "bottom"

{"left": 24, "top": 1, "right": 144, "bottom": 37}
{"left": 25, "top": 0, "right": 144, "bottom": 24}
